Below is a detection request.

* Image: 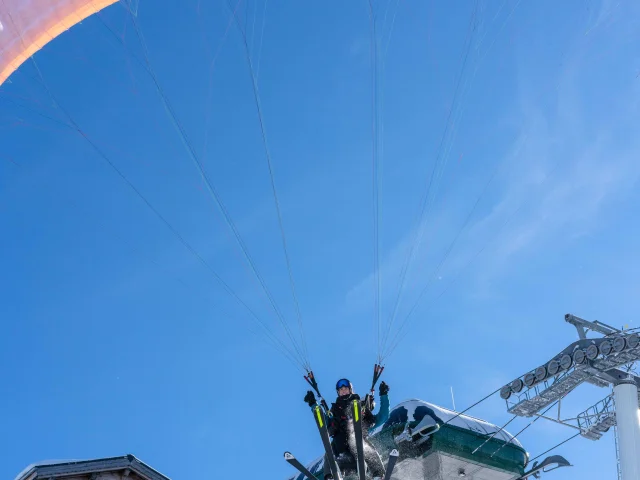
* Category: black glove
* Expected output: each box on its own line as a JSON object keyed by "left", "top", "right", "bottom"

{"left": 379, "top": 381, "right": 389, "bottom": 396}
{"left": 304, "top": 390, "right": 316, "bottom": 407}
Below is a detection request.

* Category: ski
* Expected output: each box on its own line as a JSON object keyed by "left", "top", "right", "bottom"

{"left": 284, "top": 452, "right": 321, "bottom": 480}
{"left": 383, "top": 449, "right": 399, "bottom": 480}
{"left": 312, "top": 404, "right": 342, "bottom": 480}
{"left": 352, "top": 399, "right": 367, "bottom": 480}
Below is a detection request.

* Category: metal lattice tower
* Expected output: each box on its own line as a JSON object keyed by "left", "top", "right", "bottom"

{"left": 499, "top": 314, "right": 640, "bottom": 480}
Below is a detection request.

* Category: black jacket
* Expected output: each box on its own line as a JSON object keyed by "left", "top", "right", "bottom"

{"left": 327, "top": 393, "right": 376, "bottom": 452}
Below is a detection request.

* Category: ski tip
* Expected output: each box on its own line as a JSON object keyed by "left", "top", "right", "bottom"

{"left": 390, "top": 449, "right": 399, "bottom": 457}
{"left": 284, "top": 452, "right": 295, "bottom": 460}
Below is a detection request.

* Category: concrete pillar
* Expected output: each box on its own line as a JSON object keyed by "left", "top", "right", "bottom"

{"left": 614, "top": 382, "right": 640, "bottom": 480}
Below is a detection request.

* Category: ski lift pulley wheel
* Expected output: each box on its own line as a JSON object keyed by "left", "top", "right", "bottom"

{"left": 600, "top": 340, "right": 613, "bottom": 356}
{"left": 500, "top": 385, "right": 512, "bottom": 400}
{"left": 523, "top": 372, "right": 536, "bottom": 387}
{"left": 573, "top": 349, "right": 586, "bottom": 365}
{"left": 586, "top": 344, "right": 599, "bottom": 361}
{"left": 534, "top": 366, "right": 547, "bottom": 382}
{"left": 547, "top": 360, "right": 560, "bottom": 376}
{"left": 627, "top": 333, "right": 640, "bottom": 350}
{"left": 560, "top": 354, "right": 572, "bottom": 370}
{"left": 613, "top": 336, "right": 626, "bottom": 353}
{"left": 511, "top": 378, "right": 524, "bottom": 393}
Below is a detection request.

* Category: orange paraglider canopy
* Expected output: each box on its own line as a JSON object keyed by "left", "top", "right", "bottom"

{"left": 0, "top": 0, "right": 118, "bottom": 85}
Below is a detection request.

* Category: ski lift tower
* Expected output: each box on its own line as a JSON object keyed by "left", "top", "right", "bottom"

{"left": 499, "top": 313, "right": 640, "bottom": 480}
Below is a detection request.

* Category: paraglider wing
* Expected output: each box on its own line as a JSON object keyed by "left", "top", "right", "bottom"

{"left": 0, "top": 0, "right": 118, "bottom": 85}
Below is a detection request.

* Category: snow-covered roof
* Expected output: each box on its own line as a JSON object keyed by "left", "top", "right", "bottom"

{"left": 13, "top": 455, "right": 170, "bottom": 480}
{"left": 373, "top": 398, "right": 524, "bottom": 448}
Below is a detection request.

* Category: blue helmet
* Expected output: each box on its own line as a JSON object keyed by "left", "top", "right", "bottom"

{"left": 336, "top": 378, "right": 353, "bottom": 394}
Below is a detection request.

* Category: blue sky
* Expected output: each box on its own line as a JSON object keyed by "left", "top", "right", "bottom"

{"left": 1, "top": 0, "right": 639, "bottom": 479}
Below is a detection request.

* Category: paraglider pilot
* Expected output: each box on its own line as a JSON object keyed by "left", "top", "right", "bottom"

{"left": 304, "top": 379, "right": 390, "bottom": 479}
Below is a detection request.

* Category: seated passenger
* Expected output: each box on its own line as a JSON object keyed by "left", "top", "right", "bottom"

{"left": 322, "top": 379, "right": 390, "bottom": 479}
